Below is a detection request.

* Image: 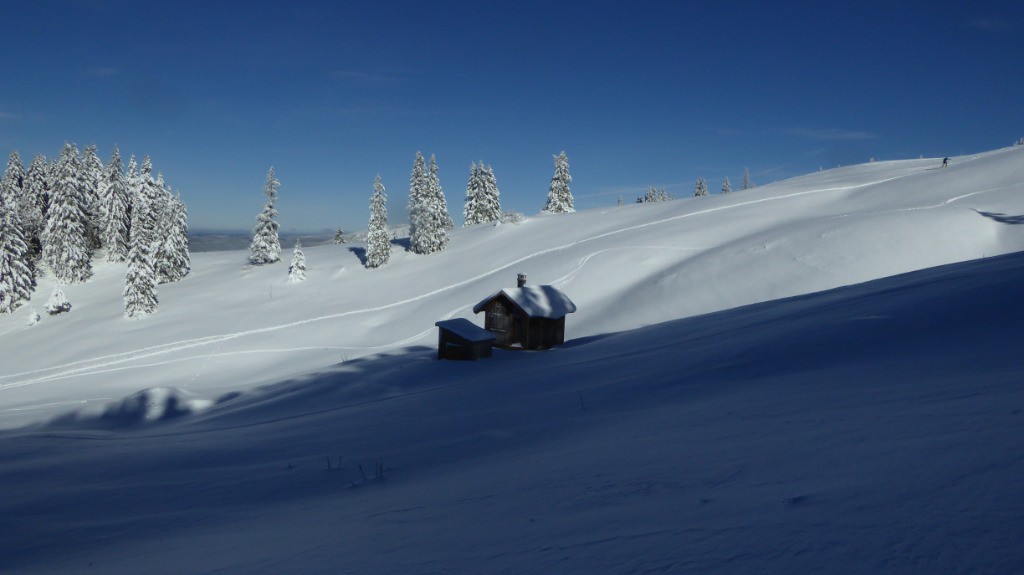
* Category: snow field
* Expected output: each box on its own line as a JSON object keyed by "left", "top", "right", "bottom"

{"left": 1, "top": 146, "right": 1023, "bottom": 573}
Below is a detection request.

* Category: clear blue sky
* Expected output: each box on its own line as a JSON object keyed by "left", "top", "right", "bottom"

{"left": 2, "top": 1, "right": 1021, "bottom": 233}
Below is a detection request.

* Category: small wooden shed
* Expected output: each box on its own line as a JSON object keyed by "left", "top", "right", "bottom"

{"left": 435, "top": 318, "right": 497, "bottom": 360}
{"left": 472, "top": 274, "right": 576, "bottom": 350}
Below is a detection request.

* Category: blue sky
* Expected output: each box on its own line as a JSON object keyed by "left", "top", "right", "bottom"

{"left": 2, "top": 1, "right": 1021, "bottom": 233}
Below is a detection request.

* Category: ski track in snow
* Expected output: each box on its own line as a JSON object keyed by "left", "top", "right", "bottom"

{"left": 825, "top": 186, "right": 1012, "bottom": 220}
{"left": 551, "top": 245, "right": 702, "bottom": 287}
{"left": 0, "top": 398, "right": 111, "bottom": 414}
{"left": 0, "top": 167, "right": 989, "bottom": 394}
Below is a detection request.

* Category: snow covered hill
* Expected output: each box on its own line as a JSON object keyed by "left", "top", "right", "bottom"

{"left": 3, "top": 147, "right": 1022, "bottom": 429}
{"left": 1, "top": 146, "right": 1023, "bottom": 573}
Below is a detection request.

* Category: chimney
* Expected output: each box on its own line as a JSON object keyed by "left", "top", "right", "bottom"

{"left": 517, "top": 273, "right": 527, "bottom": 288}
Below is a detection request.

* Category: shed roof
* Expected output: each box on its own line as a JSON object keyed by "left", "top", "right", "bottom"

{"left": 435, "top": 318, "right": 497, "bottom": 342}
{"left": 472, "top": 285, "right": 577, "bottom": 319}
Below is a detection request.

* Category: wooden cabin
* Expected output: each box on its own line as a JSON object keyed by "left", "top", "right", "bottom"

{"left": 435, "top": 318, "right": 496, "bottom": 360}
{"left": 472, "top": 274, "right": 576, "bottom": 350}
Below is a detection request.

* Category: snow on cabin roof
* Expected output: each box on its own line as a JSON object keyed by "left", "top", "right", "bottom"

{"left": 472, "top": 285, "right": 577, "bottom": 319}
{"left": 435, "top": 318, "right": 497, "bottom": 342}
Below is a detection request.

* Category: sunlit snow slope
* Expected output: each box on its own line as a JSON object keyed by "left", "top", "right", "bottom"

{"left": 2, "top": 148, "right": 1022, "bottom": 428}
{"left": 0, "top": 147, "right": 1023, "bottom": 574}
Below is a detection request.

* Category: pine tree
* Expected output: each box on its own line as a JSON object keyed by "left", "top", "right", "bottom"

{"left": 742, "top": 168, "right": 754, "bottom": 190}
{"left": 365, "top": 175, "right": 391, "bottom": 268}
{"left": 124, "top": 155, "right": 140, "bottom": 244}
{"left": 101, "top": 146, "right": 130, "bottom": 262}
{"left": 156, "top": 193, "right": 190, "bottom": 283}
{"left": 288, "top": 240, "right": 306, "bottom": 282}
{"left": 543, "top": 151, "right": 574, "bottom": 213}
{"left": 123, "top": 158, "right": 159, "bottom": 318}
{"left": 463, "top": 162, "right": 483, "bottom": 225}
{"left": 46, "top": 156, "right": 59, "bottom": 200}
{"left": 693, "top": 178, "right": 708, "bottom": 197}
{"left": 410, "top": 154, "right": 451, "bottom": 254}
{"left": 45, "top": 285, "right": 71, "bottom": 315}
{"left": 0, "top": 191, "right": 35, "bottom": 313}
{"left": 483, "top": 164, "right": 501, "bottom": 216}
{"left": 42, "top": 144, "right": 92, "bottom": 284}
{"left": 123, "top": 237, "right": 158, "bottom": 318}
{"left": 151, "top": 173, "right": 174, "bottom": 281}
{"left": 0, "top": 150, "right": 34, "bottom": 313}
{"left": 407, "top": 152, "right": 430, "bottom": 254}
{"left": 721, "top": 177, "right": 732, "bottom": 194}
{"left": 20, "top": 154, "right": 49, "bottom": 258}
{"left": 463, "top": 162, "right": 502, "bottom": 225}
{"left": 249, "top": 167, "right": 281, "bottom": 264}
{"left": 639, "top": 187, "right": 671, "bottom": 203}
{"left": 2, "top": 151, "right": 24, "bottom": 201}
{"left": 429, "top": 154, "right": 454, "bottom": 232}
{"left": 129, "top": 157, "right": 162, "bottom": 256}
{"left": 80, "top": 144, "right": 104, "bottom": 250}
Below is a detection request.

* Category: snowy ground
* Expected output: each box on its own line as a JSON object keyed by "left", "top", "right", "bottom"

{"left": 1, "top": 147, "right": 1023, "bottom": 573}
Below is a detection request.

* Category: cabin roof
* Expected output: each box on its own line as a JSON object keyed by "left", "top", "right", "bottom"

{"left": 435, "top": 318, "right": 497, "bottom": 342}
{"left": 472, "top": 285, "right": 577, "bottom": 319}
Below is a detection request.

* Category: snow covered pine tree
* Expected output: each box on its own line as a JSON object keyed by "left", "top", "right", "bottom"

{"left": 543, "top": 151, "right": 574, "bottom": 213}
{"left": 46, "top": 285, "right": 71, "bottom": 315}
{"left": 123, "top": 157, "right": 162, "bottom": 318}
{"left": 0, "top": 178, "right": 36, "bottom": 314}
{"left": 407, "top": 152, "right": 428, "bottom": 253}
{"left": 408, "top": 152, "right": 451, "bottom": 254}
{"left": 80, "top": 144, "right": 105, "bottom": 250}
{"left": 249, "top": 167, "right": 281, "bottom": 265}
{"left": 21, "top": 154, "right": 50, "bottom": 258}
{"left": 693, "top": 178, "right": 709, "bottom": 197}
{"left": 640, "top": 186, "right": 671, "bottom": 203}
{"left": 123, "top": 234, "right": 158, "bottom": 318}
{"left": 365, "top": 174, "right": 391, "bottom": 268}
{"left": 288, "top": 239, "right": 306, "bottom": 282}
{"left": 463, "top": 162, "right": 502, "bottom": 225}
{"left": 156, "top": 193, "right": 190, "bottom": 284}
{"left": 101, "top": 146, "right": 131, "bottom": 262}
{"left": 462, "top": 162, "right": 482, "bottom": 226}
{"left": 424, "top": 154, "right": 453, "bottom": 248}
{"left": 2, "top": 152, "right": 24, "bottom": 206}
{"left": 42, "top": 143, "right": 92, "bottom": 284}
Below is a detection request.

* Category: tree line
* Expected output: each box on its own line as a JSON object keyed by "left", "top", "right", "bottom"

{"left": 0, "top": 144, "right": 189, "bottom": 318}
{"left": 633, "top": 168, "right": 754, "bottom": 205}
{"left": 248, "top": 151, "right": 576, "bottom": 276}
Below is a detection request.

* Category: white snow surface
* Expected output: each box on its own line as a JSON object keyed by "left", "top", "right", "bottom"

{"left": 1, "top": 148, "right": 1023, "bottom": 573}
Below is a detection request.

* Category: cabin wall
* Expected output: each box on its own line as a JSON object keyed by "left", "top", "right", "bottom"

{"left": 480, "top": 294, "right": 569, "bottom": 350}
{"left": 519, "top": 317, "right": 566, "bottom": 350}
{"left": 484, "top": 300, "right": 514, "bottom": 346}
{"left": 437, "top": 331, "right": 492, "bottom": 360}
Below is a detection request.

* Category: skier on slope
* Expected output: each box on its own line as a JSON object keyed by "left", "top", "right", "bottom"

{"left": 942, "top": 157, "right": 949, "bottom": 167}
